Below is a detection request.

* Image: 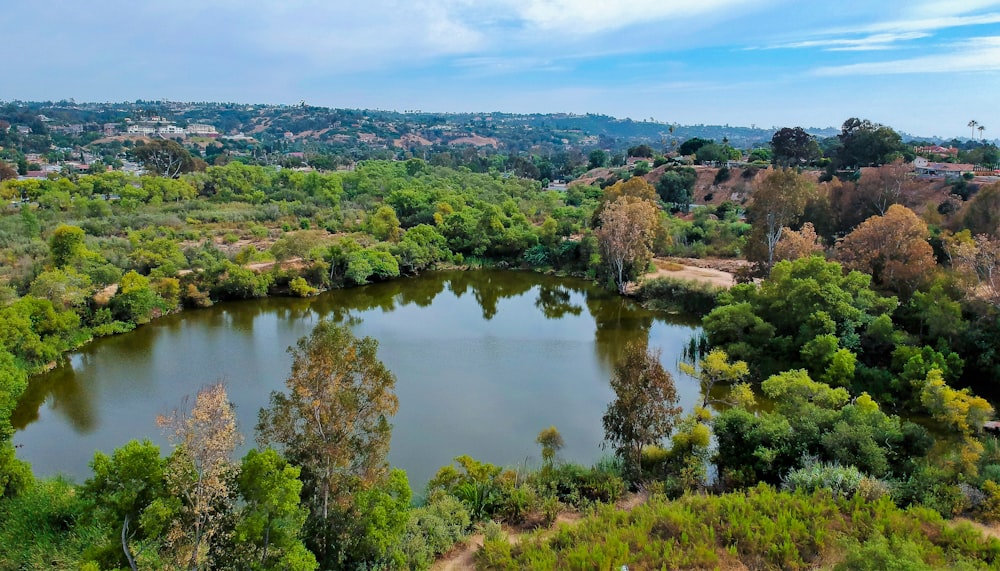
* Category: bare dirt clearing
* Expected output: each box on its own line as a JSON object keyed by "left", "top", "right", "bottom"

{"left": 642, "top": 257, "right": 745, "bottom": 288}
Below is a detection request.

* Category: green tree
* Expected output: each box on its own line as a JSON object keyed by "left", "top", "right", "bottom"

{"left": 28, "top": 268, "right": 92, "bottom": 311}
{"left": 0, "top": 351, "right": 26, "bottom": 448}
{"left": 771, "top": 127, "right": 821, "bottom": 167}
{"left": 0, "top": 296, "right": 82, "bottom": 370}
{"left": 536, "top": 426, "right": 565, "bottom": 469}
{"left": 346, "top": 469, "right": 412, "bottom": 568}
{"left": 678, "top": 137, "right": 712, "bottom": 156}
{"left": 595, "top": 195, "right": 660, "bottom": 294}
{"left": 367, "top": 205, "right": 402, "bottom": 242}
{"left": 257, "top": 320, "right": 399, "bottom": 567}
{"left": 655, "top": 167, "right": 697, "bottom": 210}
{"left": 0, "top": 350, "right": 31, "bottom": 499}
{"left": 111, "top": 271, "right": 164, "bottom": 325}
{"left": 49, "top": 224, "right": 87, "bottom": 268}
{"left": 234, "top": 448, "right": 317, "bottom": 571}
{"left": 703, "top": 256, "right": 898, "bottom": 379}
{"left": 214, "top": 262, "right": 273, "bottom": 300}
{"left": 602, "top": 341, "right": 680, "bottom": 482}
{"left": 588, "top": 149, "right": 609, "bottom": 170}
{"left": 834, "top": 118, "right": 904, "bottom": 169}
{"left": 715, "top": 371, "right": 928, "bottom": 487}
{"left": 679, "top": 348, "right": 749, "bottom": 408}
{"left": 392, "top": 224, "right": 450, "bottom": 273}
{"left": 83, "top": 440, "right": 168, "bottom": 570}
{"left": 132, "top": 139, "right": 195, "bottom": 178}
{"left": 695, "top": 143, "right": 728, "bottom": 164}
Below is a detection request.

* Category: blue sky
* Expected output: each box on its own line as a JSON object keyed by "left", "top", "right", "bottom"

{"left": 6, "top": 0, "right": 1000, "bottom": 138}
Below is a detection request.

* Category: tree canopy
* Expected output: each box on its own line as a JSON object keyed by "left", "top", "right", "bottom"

{"left": 257, "top": 320, "right": 398, "bottom": 567}
{"left": 770, "top": 127, "right": 821, "bottom": 167}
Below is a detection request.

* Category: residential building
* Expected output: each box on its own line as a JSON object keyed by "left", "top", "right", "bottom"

{"left": 915, "top": 145, "right": 959, "bottom": 158}
{"left": 186, "top": 123, "right": 218, "bottom": 137}
{"left": 913, "top": 158, "right": 976, "bottom": 179}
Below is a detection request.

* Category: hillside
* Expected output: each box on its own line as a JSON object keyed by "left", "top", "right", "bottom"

{"left": 0, "top": 100, "right": 835, "bottom": 155}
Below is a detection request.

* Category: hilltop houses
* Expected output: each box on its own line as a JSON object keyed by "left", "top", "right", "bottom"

{"left": 124, "top": 117, "right": 218, "bottom": 138}
{"left": 914, "top": 145, "right": 959, "bottom": 159}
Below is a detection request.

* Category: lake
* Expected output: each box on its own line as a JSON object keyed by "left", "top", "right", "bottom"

{"left": 12, "top": 270, "right": 703, "bottom": 489}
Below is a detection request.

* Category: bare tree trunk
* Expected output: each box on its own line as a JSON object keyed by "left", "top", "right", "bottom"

{"left": 261, "top": 521, "right": 271, "bottom": 567}
{"left": 122, "top": 515, "right": 138, "bottom": 571}
{"left": 765, "top": 213, "right": 782, "bottom": 274}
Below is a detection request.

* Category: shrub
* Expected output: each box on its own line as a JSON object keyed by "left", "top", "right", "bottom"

{"left": 857, "top": 477, "right": 893, "bottom": 502}
{"left": 289, "top": 276, "right": 318, "bottom": 297}
{"left": 522, "top": 244, "right": 549, "bottom": 266}
{"left": 834, "top": 535, "right": 938, "bottom": 571}
{"left": 91, "top": 320, "right": 136, "bottom": 337}
{"left": 499, "top": 485, "right": 536, "bottom": 524}
{"left": 0, "top": 478, "right": 103, "bottom": 568}
{"left": 895, "top": 463, "right": 969, "bottom": 517}
{"left": 635, "top": 277, "right": 722, "bottom": 315}
{"left": 782, "top": 461, "right": 864, "bottom": 498}
{"left": 714, "top": 167, "right": 731, "bottom": 185}
{"left": 979, "top": 480, "right": 1000, "bottom": 522}
{"left": 482, "top": 486, "right": 1000, "bottom": 570}
{"left": 397, "top": 492, "right": 471, "bottom": 570}
{"left": 533, "top": 460, "right": 625, "bottom": 508}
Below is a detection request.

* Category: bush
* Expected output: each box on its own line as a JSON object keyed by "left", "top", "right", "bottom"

{"left": 979, "top": 480, "right": 1000, "bottom": 522}
{"left": 0, "top": 478, "right": 104, "bottom": 568}
{"left": 835, "top": 534, "right": 939, "bottom": 571}
{"left": 634, "top": 277, "right": 722, "bottom": 316}
{"left": 522, "top": 244, "right": 549, "bottom": 266}
{"left": 288, "top": 276, "right": 318, "bottom": 297}
{"left": 91, "top": 320, "right": 136, "bottom": 337}
{"left": 213, "top": 262, "right": 273, "bottom": 299}
{"left": 397, "top": 492, "right": 471, "bottom": 570}
{"left": 895, "top": 463, "right": 969, "bottom": 517}
{"left": 714, "top": 167, "right": 731, "bottom": 185}
{"left": 782, "top": 461, "right": 864, "bottom": 498}
{"left": 499, "top": 485, "right": 536, "bottom": 524}
{"left": 533, "top": 460, "right": 625, "bottom": 508}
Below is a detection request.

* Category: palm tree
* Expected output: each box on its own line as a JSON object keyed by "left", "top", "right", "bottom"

{"left": 970, "top": 119, "right": 979, "bottom": 140}
{"left": 979, "top": 125, "right": 986, "bottom": 140}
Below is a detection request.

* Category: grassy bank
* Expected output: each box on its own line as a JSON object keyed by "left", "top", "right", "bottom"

{"left": 478, "top": 485, "right": 1000, "bottom": 570}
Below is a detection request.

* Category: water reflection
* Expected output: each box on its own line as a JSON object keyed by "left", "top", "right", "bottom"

{"left": 535, "top": 285, "right": 583, "bottom": 319}
{"left": 14, "top": 270, "right": 701, "bottom": 487}
{"left": 12, "top": 362, "right": 96, "bottom": 433}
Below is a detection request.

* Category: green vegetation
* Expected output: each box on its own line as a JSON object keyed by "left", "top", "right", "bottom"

{"left": 3, "top": 104, "right": 1000, "bottom": 568}
{"left": 635, "top": 276, "right": 722, "bottom": 315}
{"left": 478, "top": 486, "right": 1000, "bottom": 570}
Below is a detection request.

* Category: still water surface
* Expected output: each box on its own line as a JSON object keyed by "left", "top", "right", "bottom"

{"left": 13, "top": 270, "right": 702, "bottom": 488}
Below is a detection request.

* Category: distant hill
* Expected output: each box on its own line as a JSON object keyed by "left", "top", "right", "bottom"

{"left": 1, "top": 100, "right": 828, "bottom": 153}
{"left": 3, "top": 100, "right": 987, "bottom": 171}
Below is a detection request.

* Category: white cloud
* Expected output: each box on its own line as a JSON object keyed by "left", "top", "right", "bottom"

{"left": 821, "top": 4, "right": 1000, "bottom": 37}
{"left": 507, "top": 0, "right": 757, "bottom": 36}
{"left": 758, "top": 32, "right": 930, "bottom": 51}
{"left": 812, "top": 36, "right": 1000, "bottom": 76}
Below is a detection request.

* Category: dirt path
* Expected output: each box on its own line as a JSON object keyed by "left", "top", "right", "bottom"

{"left": 431, "top": 491, "right": 649, "bottom": 570}
{"left": 642, "top": 258, "right": 738, "bottom": 288}
{"left": 245, "top": 257, "right": 304, "bottom": 272}
{"left": 432, "top": 534, "right": 485, "bottom": 571}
